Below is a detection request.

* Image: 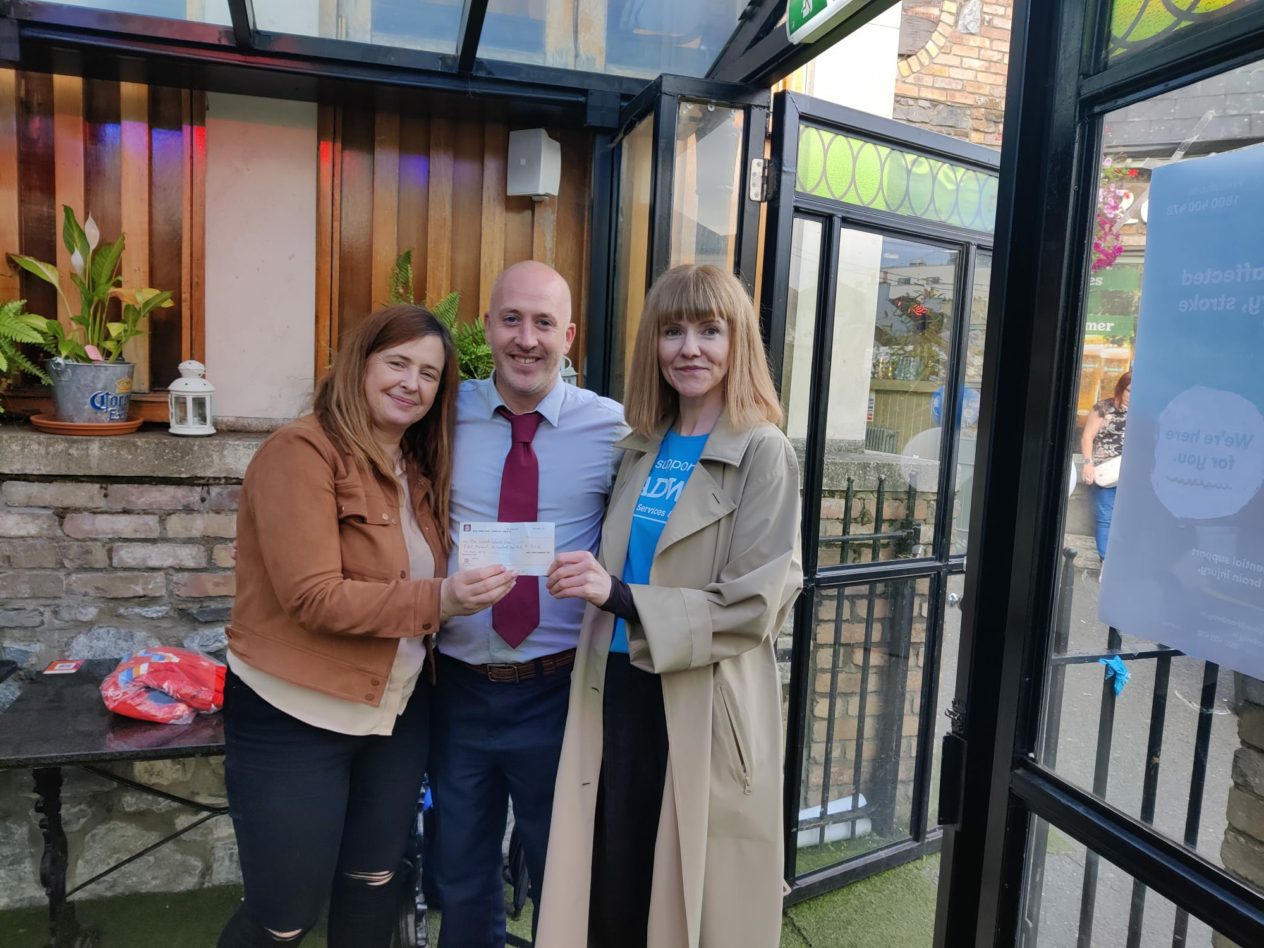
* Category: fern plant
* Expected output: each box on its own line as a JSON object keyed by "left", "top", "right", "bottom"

{"left": 0, "top": 299, "right": 52, "bottom": 413}
{"left": 388, "top": 250, "right": 493, "bottom": 380}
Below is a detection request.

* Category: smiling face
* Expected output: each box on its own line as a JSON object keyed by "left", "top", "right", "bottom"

{"left": 362, "top": 335, "right": 447, "bottom": 448}
{"left": 657, "top": 317, "right": 731, "bottom": 411}
{"left": 484, "top": 262, "right": 576, "bottom": 414}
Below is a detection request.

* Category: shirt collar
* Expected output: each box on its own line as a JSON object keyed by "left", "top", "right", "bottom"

{"left": 478, "top": 373, "right": 566, "bottom": 428}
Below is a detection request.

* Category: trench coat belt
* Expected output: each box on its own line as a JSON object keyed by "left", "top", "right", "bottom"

{"left": 444, "top": 648, "right": 576, "bottom": 683}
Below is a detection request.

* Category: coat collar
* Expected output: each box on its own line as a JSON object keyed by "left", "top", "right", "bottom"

{"left": 603, "top": 412, "right": 749, "bottom": 577}
{"left": 616, "top": 410, "right": 758, "bottom": 467}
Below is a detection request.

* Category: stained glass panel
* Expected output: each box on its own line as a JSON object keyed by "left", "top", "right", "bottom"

{"left": 1108, "top": 0, "right": 1259, "bottom": 61}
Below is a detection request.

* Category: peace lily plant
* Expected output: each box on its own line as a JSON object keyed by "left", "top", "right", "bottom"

{"left": 9, "top": 206, "right": 174, "bottom": 363}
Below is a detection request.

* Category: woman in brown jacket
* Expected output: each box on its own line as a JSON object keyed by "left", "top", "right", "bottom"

{"left": 218, "top": 306, "right": 515, "bottom": 948}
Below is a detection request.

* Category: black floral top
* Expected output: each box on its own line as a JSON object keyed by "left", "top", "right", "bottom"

{"left": 1091, "top": 398, "right": 1127, "bottom": 463}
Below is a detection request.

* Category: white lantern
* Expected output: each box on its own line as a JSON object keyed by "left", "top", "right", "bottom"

{"left": 168, "top": 360, "right": 216, "bottom": 436}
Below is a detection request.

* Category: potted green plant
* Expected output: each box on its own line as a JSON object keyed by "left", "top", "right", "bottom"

{"left": 389, "top": 249, "right": 493, "bottom": 380}
{"left": 0, "top": 299, "right": 50, "bottom": 413}
{"left": 8, "top": 206, "right": 174, "bottom": 423}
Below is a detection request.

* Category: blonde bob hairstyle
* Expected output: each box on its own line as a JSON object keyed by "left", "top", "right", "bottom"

{"left": 313, "top": 305, "right": 458, "bottom": 549}
{"left": 624, "top": 264, "right": 782, "bottom": 435}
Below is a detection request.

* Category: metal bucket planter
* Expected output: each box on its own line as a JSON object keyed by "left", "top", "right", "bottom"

{"left": 46, "top": 358, "right": 136, "bottom": 423}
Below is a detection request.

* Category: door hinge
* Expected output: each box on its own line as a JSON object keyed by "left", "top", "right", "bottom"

{"left": 749, "top": 157, "right": 771, "bottom": 203}
{"left": 938, "top": 700, "right": 968, "bottom": 827}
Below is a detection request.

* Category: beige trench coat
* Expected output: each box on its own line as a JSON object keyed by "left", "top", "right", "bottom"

{"left": 537, "top": 414, "right": 803, "bottom": 948}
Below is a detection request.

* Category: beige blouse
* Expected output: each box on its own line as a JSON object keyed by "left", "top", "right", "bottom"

{"left": 228, "top": 465, "right": 434, "bottom": 736}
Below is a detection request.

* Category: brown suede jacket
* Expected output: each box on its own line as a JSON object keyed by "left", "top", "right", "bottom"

{"left": 227, "top": 415, "right": 445, "bottom": 706}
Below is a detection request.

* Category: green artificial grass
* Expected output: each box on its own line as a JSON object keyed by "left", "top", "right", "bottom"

{"left": 1, "top": 860, "right": 934, "bottom": 947}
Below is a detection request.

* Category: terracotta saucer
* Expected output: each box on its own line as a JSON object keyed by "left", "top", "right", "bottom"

{"left": 29, "top": 413, "right": 143, "bottom": 436}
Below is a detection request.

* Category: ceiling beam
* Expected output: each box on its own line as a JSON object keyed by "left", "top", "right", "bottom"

{"left": 710, "top": 0, "right": 896, "bottom": 87}
{"left": 227, "top": 0, "right": 256, "bottom": 50}
{"left": 456, "top": 0, "right": 490, "bottom": 75}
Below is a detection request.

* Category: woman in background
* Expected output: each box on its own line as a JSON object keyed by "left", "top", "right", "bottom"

{"left": 539, "top": 265, "right": 803, "bottom": 947}
{"left": 1081, "top": 370, "right": 1131, "bottom": 563}
{"left": 219, "top": 306, "right": 513, "bottom": 947}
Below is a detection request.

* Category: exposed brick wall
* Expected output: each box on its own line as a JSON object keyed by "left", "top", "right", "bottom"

{"left": 894, "top": 0, "right": 1010, "bottom": 147}
{"left": 1217, "top": 677, "right": 1264, "bottom": 946}
{"left": 0, "top": 479, "right": 239, "bottom": 670}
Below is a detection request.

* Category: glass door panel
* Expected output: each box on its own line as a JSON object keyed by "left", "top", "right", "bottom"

{"left": 781, "top": 216, "right": 825, "bottom": 442}
{"left": 610, "top": 116, "right": 653, "bottom": 398}
{"left": 950, "top": 251, "right": 989, "bottom": 555}
{"left": 670, "top": 101, "right": 744, "bottom": 271}
{"left": 819, "top": 231, "right": 959, "bottom": 567}
{"left": 1033, "top": 52, "right": 1264, "bottom": 913}
{"left": 796, "top": 575, "right": 933, "bottom": 873}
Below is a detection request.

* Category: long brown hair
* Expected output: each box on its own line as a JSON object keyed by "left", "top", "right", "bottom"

{"left": 1113, "top": 370, "right": 1133, "bottom": 405}
{"left": 313, "top": 305, "right": 458, "bottom": 548}
{"left": 624, "top": 264, "right": 782, "bottom": 435}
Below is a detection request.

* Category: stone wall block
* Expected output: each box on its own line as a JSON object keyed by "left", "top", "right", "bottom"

{"left": 60, "top": 542, "right": 111, "bottom": 568}
{"left": 1233, "top": 746, "right": 1264, "bottom": 798}
{"left": 67, "top": 572, "right": 166, "bottom": 599}
{"left": 132, "top": 759, "right": 196, "bottom": 787}
{"left": 106, "top": 484, "right": 203, "bottom": 511}
{"left": 2, "top": 481, "right": 106, "bottom": 509}
{"left": 63, "top": 513, "right": 161, "bottom": 540}
{"left": 172, "top": 571, "right": 236, "bottom": 598}
{"left": 1226, "top": 785, "right": 1264, "bottom": 843}
{"left": 75, "top": 823, "right": 204, "bottom": 898}
{"left": 0, "top": 538, "right": 58, "bottom": 568}
{"left": 118, "top": 604, "right": 172, "bottom": 620}
{"left": 0, "top": 608, "right": 43, "bottom": 629}
{"left": 67, "top": 627, "right": 161, "bottom": 659}
{"left": 165, "top": 512, "right": 238, "bottom": 539}
{"left": 1240, "top": 705, "right": 1264, "bottom": 752}
{"left": 183, "top": 626, "right": 228, "bottom": 654}
{"left": 207, "top": 486, "right": 242, "bottom": 512}
{"left": 53, "top": 603, "right": 100, "bottom": 623}
{"left": 0, "top": 511, "right": 61, "bottom": 537}
{"left": 111, "top": 543, "right": 208, "bottom": 569}
{"left": 1222, "top": 827, "right": 1264, "bottom": 890}
{"left": 0, "top": 570, "right": 65, "bottom": 599}
{"left": 212, "top": 543, "right": 236, "bottom": 568}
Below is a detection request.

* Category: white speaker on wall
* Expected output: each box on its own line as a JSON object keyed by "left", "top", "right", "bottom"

{"left": 507, "top": 128, "right": 561, "bottom": 201}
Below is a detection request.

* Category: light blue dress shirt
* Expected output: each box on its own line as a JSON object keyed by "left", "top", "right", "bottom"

{"left": 441, "top": 375, "right": 628, "bottom": 664}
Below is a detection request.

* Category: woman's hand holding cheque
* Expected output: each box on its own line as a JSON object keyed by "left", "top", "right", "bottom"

{"left": 440, "top": 564, "right": 517, "bottom": 619}
{"left": 546, "top": 551, "right": 613, "bottom": 606}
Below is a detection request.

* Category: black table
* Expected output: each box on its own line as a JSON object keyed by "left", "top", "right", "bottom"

{"left": 0, "top": 659, "right": 226, "bottom": 947}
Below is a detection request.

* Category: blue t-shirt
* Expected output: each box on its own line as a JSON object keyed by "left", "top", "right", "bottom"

{"left": 611, "top": 429, "right": 709, "bottom": 653}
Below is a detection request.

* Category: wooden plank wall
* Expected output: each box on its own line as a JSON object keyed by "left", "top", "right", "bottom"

{"left": 316, "top": 102, "right": 595, "bottom": 382}
{"left": 0, "top": 68, "right": 205, "bottom": 393}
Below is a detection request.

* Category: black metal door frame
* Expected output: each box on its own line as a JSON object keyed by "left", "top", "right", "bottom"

{"left": 932, "top": 1, "right": 1264, "bottom": 945}
{"left": 586, "top": 75, "right": 768, "bottom": 395}
{"left": 762, "top": 90, "right": 998, "bottom": 900}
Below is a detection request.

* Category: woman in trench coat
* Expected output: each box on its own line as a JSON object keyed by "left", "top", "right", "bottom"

{"left": 541, "top": 264, "right": 803, "bottom": 947}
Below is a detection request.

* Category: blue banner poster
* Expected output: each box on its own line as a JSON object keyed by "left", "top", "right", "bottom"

{"left": 1099, "top": 144, "right": 1264, "bottom": 679}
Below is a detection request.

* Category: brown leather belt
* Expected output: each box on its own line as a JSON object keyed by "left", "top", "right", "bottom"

{"left": 445, "top": 648, "right": 576, "bottom": 683}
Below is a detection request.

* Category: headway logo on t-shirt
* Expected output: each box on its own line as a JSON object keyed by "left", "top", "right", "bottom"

{"left": 634, "top": 457, "right": 696, "bottom": 525}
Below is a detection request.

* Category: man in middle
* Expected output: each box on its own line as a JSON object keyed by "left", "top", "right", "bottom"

{"left": 431, "top": 260, "right": 628, "bottom": 947}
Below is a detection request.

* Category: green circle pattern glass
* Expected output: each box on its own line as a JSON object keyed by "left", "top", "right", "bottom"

{"left": 796, "top": 126, "right": 997, "bottom": 233}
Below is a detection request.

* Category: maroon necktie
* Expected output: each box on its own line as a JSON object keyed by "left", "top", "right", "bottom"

{"left": 492, "top": 407, "right": 543, "bottom": 648}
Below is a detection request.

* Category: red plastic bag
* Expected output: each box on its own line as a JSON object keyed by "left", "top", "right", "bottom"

{"left": 100, "top": 647, "right": 226, "bottom": 725}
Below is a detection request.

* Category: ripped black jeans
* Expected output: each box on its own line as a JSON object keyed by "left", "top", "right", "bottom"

{"left": 218, "top": 668, "right": 429, "bottom": 947}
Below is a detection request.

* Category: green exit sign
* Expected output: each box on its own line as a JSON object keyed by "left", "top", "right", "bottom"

{"left": 787, "top": 0, "right": 868, "bottom": 45}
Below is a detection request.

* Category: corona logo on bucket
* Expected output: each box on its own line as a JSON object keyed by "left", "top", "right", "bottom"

{"left": 88, "top": 390, "right": 130, "bottom": 420}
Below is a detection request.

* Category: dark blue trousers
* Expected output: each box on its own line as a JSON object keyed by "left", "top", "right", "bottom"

{"left": 430, "top": 653, "right": 571, "bottom": 948}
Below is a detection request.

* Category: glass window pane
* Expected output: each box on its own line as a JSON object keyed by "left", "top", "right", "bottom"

{"left": 1107, "top": 0, "right": 1259, "bottom": 62}
{"left": 478, "top": 0, "right": 745, "bottom": 78}
{"left": 819, "top": 232, "right": 958, "bottom": 566}
{"left": 670, "top": 100, "right": 743, "bottom": 272}
{"left": 796, "top": 576, "right": 932, "bottom": 876}
{"left": 1042, "top": 56, "right": 1264, "bottom": 901}
{"left": 609, "top": 116, "right": 653, "bottom": 400}
{"left": 254, "top": 0, "right": 461, "bottom": 54}
{"left": 1021, "top": 815, "right": 1244, "bottom": 946}
{"left": 950, "top": 251, "right": 989, "bottom": 555}
{"left": 782, "top": 216, "right": 824, "bottom": 444}
{"left": 49, "top": 0, "right": 230, "bottom": 22}
{"left": 796, "top": 125, "right": 998, "bottom": 234}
